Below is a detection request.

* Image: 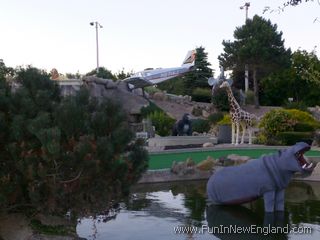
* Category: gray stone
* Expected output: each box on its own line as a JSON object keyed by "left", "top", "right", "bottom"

{"left": 203, "top": 142, "right": 214, "bottom": 148}
{"left": 82, "top": 76, "right": 149, "bottom": 115}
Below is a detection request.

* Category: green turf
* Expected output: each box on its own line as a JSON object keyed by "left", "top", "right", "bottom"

{"left": 148, "top": 149, "right": 320, "bottom": 170}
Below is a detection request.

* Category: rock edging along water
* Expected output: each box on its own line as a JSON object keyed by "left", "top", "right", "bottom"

{"left": 138, "top": 169, "right": 212, "bottom": 184}
{"left": 138, "top": 157, "right": 320, "bottom": 184}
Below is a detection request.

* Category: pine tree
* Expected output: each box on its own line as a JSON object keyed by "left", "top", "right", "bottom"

{"left": 219, "top": 15, "right": 291, "bottom": 108}
{"left": 0, "top": 66, "right": 148, "bottom": 216}
{"left": 184, "top": 46, "right": 213, "bottom": 95}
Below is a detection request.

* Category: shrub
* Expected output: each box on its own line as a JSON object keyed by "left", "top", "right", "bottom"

{"left": 148, "top": 111, "right": 175, "bottom": 136}
{"left": 140, "top": 101, "right": 163, "bottom": 118}
{"left": 0, "top": 67, "right": 149, "bottom": 216}
{"left": 258, "top": 108, "right": 320, "bottom": 145}
{"left": 217, "top": 114, "right": 231, "bottom": 125}
{"left": 283, "top": 101, "right": 308, "bottom": 112}
{"left": 284, "top": 109, "right": 320, "bottom": 130}
{"left": 212, "top": 87, "right": 229, "bottom": 111}
{"left": 208, "top": 112, "right": 224, "bottom": 124}
{"left": 192, "top": 106, "right": 203, "bottom": 117}
{"left": 144, "top": 86, "right": 161, "bottom": 95}
{"left": 191, "top": 87, "right": 212, "bottom": 103}
{"left": 277, "top": 132, "right": 314, "bottom": 146}
{"left": 245, "top": 90, "right": 255, "bottom": 105}
{"left": 212, "top": 87, "right": 241, "bottom": 111}
{"left": 191, "top": 119, "right": 210, "bottom": 133}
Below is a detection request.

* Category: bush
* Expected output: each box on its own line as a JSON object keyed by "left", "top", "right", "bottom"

{"left": 245, "top": 90, "right": 255, "bottom": 105}
{"left": 217, "top": 114, "right": 231, "bottom": 125}
{"left": 140, "top": 101, "right": 163, "bottom": 118}
{"left": 212, "top": 87, "right": 241, "bottom": 111}
{"left": 191, "top": 119, "right": 210, "bottom": 133}
{"left": 283, "top": 101, "right": 308, "bottom": 112}
{"left": 148, "top": 111, "right": 175, "bottom": 136}
{"left": 212, "top": 87, "right": 229, "bottom": 111}
{"left": 0, "top": 67, "right": 149, "bottom": 216}
{"left": 191, "top": 87, "right": 212, "bottom": 103}
{"left": 284, "top": 109, "right": 320, "bottom": 130}
{"left": 259, "top": 109, "right": 296, "bottom": 136}
{"left": 277, "top": 132, "right": 314, "bottom": 145}
{"left": 208, "top": 112, "right": 224, "bottom": 124}
{"left": 191, "top": 106, "right": 203, "bottom": 117}
{"left": 258, "top": 108, "right": 320, "bottom": 145}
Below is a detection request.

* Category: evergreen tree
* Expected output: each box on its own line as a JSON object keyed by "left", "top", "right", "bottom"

{"left": 0, "top": 66, "right": 148, "bottom": 216}
{"left": 184, "top": 46, "right": 213, "bottom": 95}
{"left": 219, "top": 15, "right": 291, "bottom": 108}
{"left": 86, "top": 67, "right": 116, "bottom": 80}
{"left": 261, "top": 49, "right": 320, "bottom": 106}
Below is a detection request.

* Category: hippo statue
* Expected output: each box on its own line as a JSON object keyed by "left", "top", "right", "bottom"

{"left": 207, "top": 142, "right": 314, "bottom": 212}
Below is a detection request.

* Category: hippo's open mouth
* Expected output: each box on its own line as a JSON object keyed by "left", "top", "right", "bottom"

{"left": 295, "top": 146, "right": 313, "bottom": 170}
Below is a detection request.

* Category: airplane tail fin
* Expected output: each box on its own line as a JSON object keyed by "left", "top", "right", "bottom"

{"left": 181, "top": 50, "right": 196, "bottom": 67}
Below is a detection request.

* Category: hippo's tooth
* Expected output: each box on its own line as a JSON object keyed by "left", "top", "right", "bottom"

{"left": 307, "top": 162, "right": 313, "bottom": 169}
{"left": 302, "top": 164, "right": 307, "bottom": 169}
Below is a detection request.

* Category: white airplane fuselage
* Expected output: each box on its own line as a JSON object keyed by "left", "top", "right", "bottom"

{"left": 123, "top": 50, "right": 196, "bottom": 89}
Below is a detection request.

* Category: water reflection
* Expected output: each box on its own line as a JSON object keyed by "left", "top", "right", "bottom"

{"left": 77, "top": 181, "right": 320, "bottom": 240}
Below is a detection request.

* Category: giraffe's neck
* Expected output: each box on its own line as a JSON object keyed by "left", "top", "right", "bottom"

{"left": 226, "top": 86, "right": 241, "bottom": 113}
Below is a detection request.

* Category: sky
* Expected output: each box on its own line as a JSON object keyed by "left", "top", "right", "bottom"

{"left": 0, "top": 0, "right": 319, "bottom": 76}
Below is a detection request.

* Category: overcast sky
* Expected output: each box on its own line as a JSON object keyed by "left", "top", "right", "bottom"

{"left": 0, "top": 0, "right": 319, "bottom": 76}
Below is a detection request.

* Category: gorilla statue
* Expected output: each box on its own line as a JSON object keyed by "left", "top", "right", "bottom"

{"left": 172, "top": 113, "right": 192, "bottom": 136}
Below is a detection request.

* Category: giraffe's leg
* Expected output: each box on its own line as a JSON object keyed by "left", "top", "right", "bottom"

{"left": 231, "top": 122, "right": 235, "bottom": 144}
{"left": 240, "top": 123, "right": 246, "bottom": 144}
{"left": 235, "top": 123, "right": 240, "bottom": 145}
{"left": 248, "top": 127, "right": 252, "bottom": 144}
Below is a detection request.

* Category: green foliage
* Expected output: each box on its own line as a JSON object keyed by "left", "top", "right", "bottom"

{"left": 157, "top": 77, "right": 185, "bottom": 95}
{"left": 212, "top": 86, "right": 241, "bottom": 111}
{"left": 285, "top": 109, "right": 320, "bottom": 130}
{"left": 114, "top": 68, "right": 133, "bottom": 80}
{"left": 245, "top": 90, "right": 255, "bottom": 105}
{"left": 217, "top": 114, "right": 231, "bottom": 125}
{"left": 148, "top": 111, "right": 175, "bottom": 136}
{"left": 208, "top": 112, "right": 224, "bottom": 124}
{"left": 212, "top": 87, "right": 229, "bottom": 111}
{"left": 283, "top": 101, "right": 308, "bottom": 112}
{"left": 30, "top": 219, "right": 73, "bottom": 236}
{"left": 86, "top": 67, "right": 116, "bottom": 80}
{"left": 191, "top": 119, "right": 210, "bottom": 133}
{"left": 144, "top": 86, "right": 161, "bottom": 95}
{"left": 258, "top": 108, "right": 320, "bottom": 145}
{"left": 191, "top": 87, "right": 212, "bottom": 103}
{"left": 140, "top": 101, "right": 163, "bottom": 118}
{"left": 141, "top": 101, "right": 175, "bottom": 136}
{"left": 261, "top": 50, "right": 320, "bottom": 106}
{"left": 0, "top": 66, "right": 148, "bottom": 217}
{"left": 277, "top": 132, "right": 314, "bottom": 146}
{"left": 184, "top": 46, "right": 213, "bottom": 95}
{"left": 219, "top": 15, "right": 291, "bottom": 107}
{"left": 191, "top": 106, "right": 202, "bottom": 117}
{"left": 259, "top": 109, "right": 296, "bottom": 136}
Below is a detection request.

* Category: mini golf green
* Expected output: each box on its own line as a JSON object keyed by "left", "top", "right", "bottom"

{"left": 148, "top": 148, "right": 320, "bottom": 170}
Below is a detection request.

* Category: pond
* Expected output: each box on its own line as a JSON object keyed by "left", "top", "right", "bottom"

{"left": 77, "top": 180, "right": 320, "bottom": 240}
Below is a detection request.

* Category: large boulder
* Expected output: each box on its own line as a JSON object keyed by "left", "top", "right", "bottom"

{"left": 196, "top": 156, "right": 215, "bottom": 171}
{"left": 82, "top": 76, "right": 149, "bottom": 115}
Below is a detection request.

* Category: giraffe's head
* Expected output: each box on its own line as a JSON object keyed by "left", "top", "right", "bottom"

{"left": 219, "top": 81, "right": 230, "bottom": 89}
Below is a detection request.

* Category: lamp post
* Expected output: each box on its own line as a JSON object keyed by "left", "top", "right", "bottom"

{"left": 90, "top": 21, "right": 103, "bottom": 74}
{"left": 240, "top": 2, "right": 250, "bottom": 93}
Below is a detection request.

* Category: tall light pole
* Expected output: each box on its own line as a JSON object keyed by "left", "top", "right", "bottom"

{"left": 240, "top": 2, "right": 250, "bottom": 93}
{"left": 90, "top": 21, "right": 103, "bottom": 74}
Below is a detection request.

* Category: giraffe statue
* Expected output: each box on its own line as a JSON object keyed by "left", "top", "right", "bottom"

{"left": 219, "top": 81, "right": 256, "bottom": 145}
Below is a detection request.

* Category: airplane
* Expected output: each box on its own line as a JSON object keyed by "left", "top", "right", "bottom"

{"left": 123, "top": 50, "right": 196, "bottom": 90}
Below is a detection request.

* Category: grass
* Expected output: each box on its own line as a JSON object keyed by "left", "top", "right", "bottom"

{"left": 148, "top": 148, "right": 320, "bottom": 170}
